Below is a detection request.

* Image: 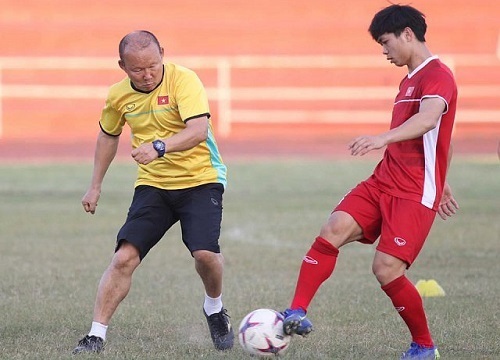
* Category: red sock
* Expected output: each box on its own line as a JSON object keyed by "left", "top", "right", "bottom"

{"left": 382, "top": 275, "right": 434, "bottom": 347}
{"left": 290, "top": 236, "right": 339, "bottom": 311}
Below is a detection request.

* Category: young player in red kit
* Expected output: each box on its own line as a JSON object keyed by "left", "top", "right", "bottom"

{"left": 282, "top": 5, "right": 459, "bottom": 360}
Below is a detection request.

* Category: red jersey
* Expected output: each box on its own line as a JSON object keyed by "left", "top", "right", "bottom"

{"left": 367, "top": 56, "right": 457, "bottom": 210}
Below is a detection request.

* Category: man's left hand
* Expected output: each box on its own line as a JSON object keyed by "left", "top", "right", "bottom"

{"left": 438, "top": 182, "right": 459, "bottom": 220}
{"left": 131, "top": 143, "right": 158, "bottom": 165}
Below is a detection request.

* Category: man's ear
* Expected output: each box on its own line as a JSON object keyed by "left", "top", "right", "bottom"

{"left": 118, "top": 59, "right": 125, "bottom": 70}
{"left": 403, "top": 27, "right": 414, "bottom": 41}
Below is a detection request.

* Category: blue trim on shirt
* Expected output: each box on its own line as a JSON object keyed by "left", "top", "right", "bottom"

{"left": 206, "top": 128, "right": 227, "bottom": 188}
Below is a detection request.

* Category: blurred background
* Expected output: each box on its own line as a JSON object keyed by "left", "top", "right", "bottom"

{"left": 1, "top": 0, "right": 499, "bottom": 160}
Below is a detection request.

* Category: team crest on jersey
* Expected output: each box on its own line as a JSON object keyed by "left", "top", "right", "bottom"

{"left": 157, "top": 96, "right": 169, "bottom": 105}
{"left": 405, "top": 87, "right": 415, "bottom": 97}
{"left": 125, "top": 103, "right": 136, "bottom": 111}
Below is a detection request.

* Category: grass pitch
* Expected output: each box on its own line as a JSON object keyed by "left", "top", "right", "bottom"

{"left": 0, "top": 157, "right": 498, "bottom": 359}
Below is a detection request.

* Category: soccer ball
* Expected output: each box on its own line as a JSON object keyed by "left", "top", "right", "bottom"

{"left": 238, "top": 308, "right": 291, "bottom": 357}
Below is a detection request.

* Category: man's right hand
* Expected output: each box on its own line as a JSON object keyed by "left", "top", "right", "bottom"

{"left": 82, "top": 188, "right": 101, "bottom": 214}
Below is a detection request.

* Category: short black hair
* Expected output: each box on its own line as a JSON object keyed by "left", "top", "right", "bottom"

{"left": 118, "top": 30, "right": 162, "bottom": 60}
{"left": 368, "top": 4, "right": 427, "bottom": 42}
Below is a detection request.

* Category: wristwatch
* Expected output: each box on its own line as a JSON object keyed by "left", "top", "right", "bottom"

{"left": 152, "top": 140, "right": 166, "bottom": 157}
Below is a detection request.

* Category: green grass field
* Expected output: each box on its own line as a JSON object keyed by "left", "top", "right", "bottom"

{"left": 0, "top": 157, "right": 499, "bottom": 359}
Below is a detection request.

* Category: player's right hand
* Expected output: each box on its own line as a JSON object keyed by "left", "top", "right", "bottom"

{"left": 348, "top": 135, "right": 386, "bottom": 156}
{"left": 82, "top": 188, "right": 100, "bottom": 214}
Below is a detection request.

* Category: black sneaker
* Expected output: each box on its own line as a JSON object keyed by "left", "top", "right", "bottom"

{"left": 72, "top": 335, "right": 104, "bottom": 354}
{"left": 204, "top": 308, "right": 234, "bottom": 350}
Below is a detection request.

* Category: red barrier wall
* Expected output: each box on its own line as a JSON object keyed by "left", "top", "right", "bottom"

{"left": 1, "top": 0, "right": 499, "bottom": 158}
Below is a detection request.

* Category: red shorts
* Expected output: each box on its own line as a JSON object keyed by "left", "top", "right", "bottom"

{"left": 334, "top": 181, "right": 437, "bottom": 266}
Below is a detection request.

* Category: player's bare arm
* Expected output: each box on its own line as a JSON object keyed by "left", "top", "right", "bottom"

{"left": 131, "top": 116, "right": 209, "bottom": 165}
{"left": 82, "top": 131, "right": 119, "bottom": 214}
{"left": 349, "top": 97, "right": 446, "bottom": 156}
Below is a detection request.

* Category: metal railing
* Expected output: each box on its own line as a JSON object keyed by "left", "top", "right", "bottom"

{"left": 1, "top": 54, "right": 499, "bottom": 138}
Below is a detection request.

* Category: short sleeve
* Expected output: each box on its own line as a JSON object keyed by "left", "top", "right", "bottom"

{"left": 99, "top": 96, "right": 125, "bottom": 136}
{"left": 174, "top": 70, "right": 210, "bottom": 122}
{"left": 420, "top": 69, "right": 456, "bottom": 114}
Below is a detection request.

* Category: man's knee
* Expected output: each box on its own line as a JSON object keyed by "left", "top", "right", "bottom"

{"left": 319, "top": 211, "right": 362, "bottom": 247}
{"left": 194, "top": 250, "right": 222, "bottom": 263}
{"left": 372, "top": 253, "right": 406, "bottom": 285}
{"left": 112, "top": 241, "right": 141, "bottom": 270}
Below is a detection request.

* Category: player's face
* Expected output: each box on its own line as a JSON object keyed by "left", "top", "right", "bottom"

{"left": 119, "top": 44, "right": 164, "bottom": 92}
{"left": 377, "top": 32, "right": 410, "bottom": 67}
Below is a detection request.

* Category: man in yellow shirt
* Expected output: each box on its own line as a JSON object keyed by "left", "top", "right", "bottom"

{"left": 73, "top": 30, "right": 232, "bottom": 354}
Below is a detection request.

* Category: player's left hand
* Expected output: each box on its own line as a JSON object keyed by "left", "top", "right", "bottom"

{"left": 437, "top": 182, "right": 459, "bottom": 220}
{"left": 131, "top": 143, "right": 158, "bottom": 165}
{"left": 348, "top": 135, "right": 386, "bottom": 156}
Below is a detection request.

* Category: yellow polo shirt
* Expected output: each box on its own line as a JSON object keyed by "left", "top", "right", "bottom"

{"left": 100, "top": 63, "right": 227, "bottom": 189}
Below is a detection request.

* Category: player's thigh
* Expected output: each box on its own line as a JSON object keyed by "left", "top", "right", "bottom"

{"left": 377, "top": 195, "right": 437, "bottom": 267}
{"left": 176, "top": 183, "right": 224, "bottom": 254}
{"left": 330, "top": 181, "right": 383, "bottom": 246}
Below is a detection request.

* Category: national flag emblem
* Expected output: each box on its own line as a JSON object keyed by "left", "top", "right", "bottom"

{"left": 157, "top": 96, "right": 169, "bottom": 105}
{"left": 405, "top": 87, "right": 414, "bottom": 97}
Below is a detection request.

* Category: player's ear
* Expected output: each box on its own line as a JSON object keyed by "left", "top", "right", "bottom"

{"left": 403, "top": 27, "right": 414, "bottom": 41}
{"left": 160, "top": 47, "right": 165, "bottom": 58}
{"left": 118, "top": 59, "right": 125, "bottom": 70}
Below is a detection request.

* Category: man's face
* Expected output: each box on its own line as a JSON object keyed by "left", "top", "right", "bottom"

{"left": 377, "top": 31, "right": 410, "bottom": 67}
{"left": 119, "top": 44, "right": 164, "bottom": 92}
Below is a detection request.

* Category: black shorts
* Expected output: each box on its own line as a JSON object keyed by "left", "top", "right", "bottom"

{"left": 116, "top": 183, "right": 224, "bottom": 260}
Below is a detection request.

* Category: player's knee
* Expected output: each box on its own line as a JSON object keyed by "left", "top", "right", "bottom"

{"left": 193, "top": 249, "right": 222, "bottom": 266}
{"left": 319, "top": 220, "right": 342, "bottom": 241}
{"left": 372, "top": 263, "right": 390, "bottom": 284}
{"left": 372, "top": 257, "right": 405, "bottom": 285}
{"left": 319, "top": 213, "right": 359, "bottom": 248}
{"left": 112, "top": 241, "right": 141, "bottom": 270}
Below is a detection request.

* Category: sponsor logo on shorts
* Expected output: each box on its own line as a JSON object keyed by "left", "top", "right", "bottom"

{"left": 396, "top": 306, "right": 405, "bottom": 312}
{"left": 303, "top": 255, "right": 318, "bottom": 265}
{"left": 211, "top": 198, "right": 219, "bottom": 206}
{"left": 394, "top": 237, "right": 406, "bottom": 246}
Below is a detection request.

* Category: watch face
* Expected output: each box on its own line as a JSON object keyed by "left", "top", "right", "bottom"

{"left": 155, "top": 141, "right": 165, "bottom": 151}
{"left": 153, "top": 140, "right": 165, "bottom": 156}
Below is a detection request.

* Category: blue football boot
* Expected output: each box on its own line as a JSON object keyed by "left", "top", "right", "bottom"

{"left": 282, "top": 308, "right": 313, "bottom": 336}
{"left": 400, "top": 342, "right": 440, "bottom": 359}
